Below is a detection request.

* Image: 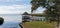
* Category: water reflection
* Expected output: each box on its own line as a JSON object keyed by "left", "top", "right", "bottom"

{"left": 0, "top": 22, "right": 21, "bottom": 28}
{"left": 0, "top": 14, "right": 22, "bottom": 28}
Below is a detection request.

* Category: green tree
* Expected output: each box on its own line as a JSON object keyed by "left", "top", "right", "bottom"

{"left": 31, "top": 0, "right": 56, "bottom": 22}
{"left": 0, "top": 17, "right": 4, "bottom": 25}
{"left": 31, "top": 0, "right": 60, "bottom": 28}
{"left": 31, "top": 0, "right": 46, "bottom": 12}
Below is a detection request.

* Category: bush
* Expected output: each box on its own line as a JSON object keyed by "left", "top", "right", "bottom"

{"left": 0, "top": 17, "right": 4, "bottom": 25}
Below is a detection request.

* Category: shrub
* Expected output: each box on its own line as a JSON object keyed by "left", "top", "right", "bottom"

{"left": 0, "top": 17, "right": 4, "bottom": 25}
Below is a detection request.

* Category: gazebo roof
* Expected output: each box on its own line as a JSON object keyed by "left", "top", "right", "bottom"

{"left": 22, "top": 12, "right": 30, "bottom": 15}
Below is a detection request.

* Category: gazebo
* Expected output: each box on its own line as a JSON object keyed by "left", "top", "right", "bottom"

{"left": 22, "top": 12, "right": 30, "bottom": 22}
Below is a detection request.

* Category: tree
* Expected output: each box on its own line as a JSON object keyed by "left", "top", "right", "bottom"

{"left": 0, "top": 17, "right": 4, "bottom": 25}
{"left": 31, "top": 0, "right": 56, "bottom": 22}
{"left": 31, "top": 0, "right": 46, "bottom": 12}
{"left": 31, "top": 0, "right": 60, "bottom": 28}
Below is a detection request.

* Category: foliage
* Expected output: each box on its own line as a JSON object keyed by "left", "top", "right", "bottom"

{"left": 31, "top": 14, "right": 44, "bottom": 17}
{"left": 31, "top": 0, "right": 46, "bottom": 12}
{"left": 0, "top": 17, "right": 4, "bottom": 25}
{"left": 31, "top": 0, "right": 60, "bottom": 22}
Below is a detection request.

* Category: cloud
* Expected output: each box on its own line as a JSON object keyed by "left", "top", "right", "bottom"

{"left": 0, "top": 0, "right": 21, "bottom": 2}
{"left": 33, "top": 7, "right": 46, "bottom": 14}
{"left": 0, "top": 0, "right": 31, "bottom": 14}
{"left": 0, "top": 4, "right": 31, "bottom": 14}
{"left": 0, "top": 5, "right": 27, "bottom": 11}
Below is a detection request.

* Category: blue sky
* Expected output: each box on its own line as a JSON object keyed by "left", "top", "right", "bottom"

{"left": 0, "top": 0, "right": 45, "bottom": 14}
{"left": 0, "top": 0, "right": 46, "bottom": 22}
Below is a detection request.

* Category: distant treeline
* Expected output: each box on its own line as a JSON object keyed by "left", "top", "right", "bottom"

{"left": 31, "top": 14, "right": 45, "bottom": 17}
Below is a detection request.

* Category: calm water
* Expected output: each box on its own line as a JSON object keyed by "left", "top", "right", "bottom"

{"left": 0, "top": 14, "right": 22, "bottom": 28}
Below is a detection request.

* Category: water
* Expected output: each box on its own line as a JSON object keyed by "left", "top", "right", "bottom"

{"left": 0, "top": 14, "right": 22, "bottom": 28}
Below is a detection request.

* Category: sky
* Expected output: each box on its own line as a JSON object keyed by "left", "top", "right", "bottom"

{"left": 0, "top": 0, "right": 45, "bottom": 14}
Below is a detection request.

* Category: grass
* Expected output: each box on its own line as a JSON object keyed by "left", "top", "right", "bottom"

{"left": 22, "top": 21, "right": 57, "bottom": 28}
